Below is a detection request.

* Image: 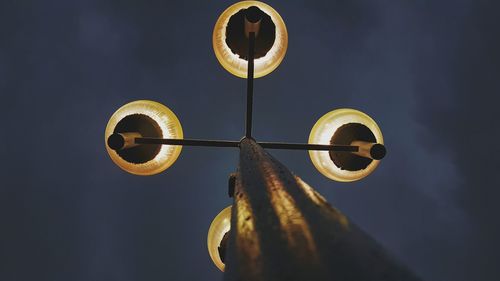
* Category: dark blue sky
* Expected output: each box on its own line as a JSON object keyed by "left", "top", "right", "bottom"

{"left": 1, "top": 0, "right": 499, "bottom": 280}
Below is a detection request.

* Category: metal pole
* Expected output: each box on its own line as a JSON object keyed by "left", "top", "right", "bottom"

{"left": 223, "top": 138, "right": 420, "bottom": 281}
{"left": 109, "top": 134, "right": 385, "bottom": 154}
{"left": 135, "top": 137, "right": 240, "bottom": 148}
{"left": 259, "top": 141, "right": 359, "bottom": 152}
{"left": 245, "top": 31, "right": 255, "bottom": 138}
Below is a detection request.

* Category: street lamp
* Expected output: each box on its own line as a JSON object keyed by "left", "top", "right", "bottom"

{"left": 207, "top": 206, "right": 232, "bottom": 272}
{"left": 105, "top": 100, "right": 183, "bottom": 176}
{"left": 213, "top": 1, "right": 288, "bottom": 78}
{"left": 104, "top": 2, "right": 419, "bottom": 281}
{"left": 104, "top": 1, "right": 384, "bottom": 178}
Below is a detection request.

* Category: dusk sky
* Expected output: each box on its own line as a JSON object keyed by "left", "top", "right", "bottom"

{"left": 1, "top": 0, "right": 499, "bottom": 280}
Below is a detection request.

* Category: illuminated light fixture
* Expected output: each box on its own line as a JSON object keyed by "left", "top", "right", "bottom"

{"left": 105, "top": 2, "right": 389, "bottom": 274}
{"left": 207, "top": 206, "right": 232, "bottom": 272}
{"left": 309, "top": 108, "right": 385, "bottom": 182}
{"left": 104, "top": 100, "right": 183, "bottom": 176}
{"left": 104, "top": 3, "right": 385, "bottom": 181}
{"left": 213, "top": 1, "right": 288, "bottom": 78}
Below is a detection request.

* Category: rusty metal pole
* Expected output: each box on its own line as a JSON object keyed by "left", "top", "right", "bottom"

{"left": 223, "top": 138, "right": 421, "bottom": 281}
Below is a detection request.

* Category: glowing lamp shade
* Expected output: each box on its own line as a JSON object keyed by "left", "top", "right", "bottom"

{"left": 213, "top": 1, "right": 288, "bottom": 78}
{"left": 207, "top": 205, "right": 232, "bottom": 272}
{"left": 309, "top": 109, "right": 384, "bottom": 182}
{"left": 105, "top": 100, "right": 183, "bottom": 176}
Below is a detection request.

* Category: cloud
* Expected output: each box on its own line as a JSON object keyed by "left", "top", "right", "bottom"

{"left": 413, "top": 1, "right": 500, "bottom": 280}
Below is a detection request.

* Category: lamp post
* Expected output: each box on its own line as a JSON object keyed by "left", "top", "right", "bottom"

{"left": 104, "top": 1, "right": 420, "bottom": 281}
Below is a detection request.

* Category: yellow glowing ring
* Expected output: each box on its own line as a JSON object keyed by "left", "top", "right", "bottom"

{"left": 213, "top": 1, "right": 288, "bottom": 78}
{"left": 207, "top": 205, "right": 232, "bottom": 272}
{"left": 309, "top": 109, "right": 384, "bottom": 182}
{"left": 105, "top": 100, "right": 183, "bottom": 176}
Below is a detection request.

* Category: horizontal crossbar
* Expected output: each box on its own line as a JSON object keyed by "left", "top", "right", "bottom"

{"left": 134, "top": 137, "right": 358, "bottom": 152}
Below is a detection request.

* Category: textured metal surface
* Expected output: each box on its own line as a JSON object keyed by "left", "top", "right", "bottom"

{"left": 224, "top": 138, "right": 421, "bottom": 281}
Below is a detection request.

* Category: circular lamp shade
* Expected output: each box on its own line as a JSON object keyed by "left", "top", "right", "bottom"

{"left": 105, "top": 100, "right": 183, "bottom": 176}
{"left": 207, "top": 205, "right": 232, "bottom": 272}
{"left": 213, "top": 1, "right": 288, "bottom": 78}
{"left": 309, "top": 109, "right": 384, "bottom": 182}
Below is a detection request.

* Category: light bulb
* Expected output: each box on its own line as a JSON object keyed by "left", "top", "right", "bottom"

{"left": 309, "top": 108, "right": 384, "bottom": 182}
{"left": 207, "top": 206, "right": 232, "bottom": 272}
{"left": 213, "top": 1, "right": 288, "bottom": 78}
{"left": 104, "top": 100, "right": 183, "bottom": 176}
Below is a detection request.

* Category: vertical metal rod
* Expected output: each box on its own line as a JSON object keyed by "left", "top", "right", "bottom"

{"left": 245, "top": 32, "right": 255, "bottom": 138}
